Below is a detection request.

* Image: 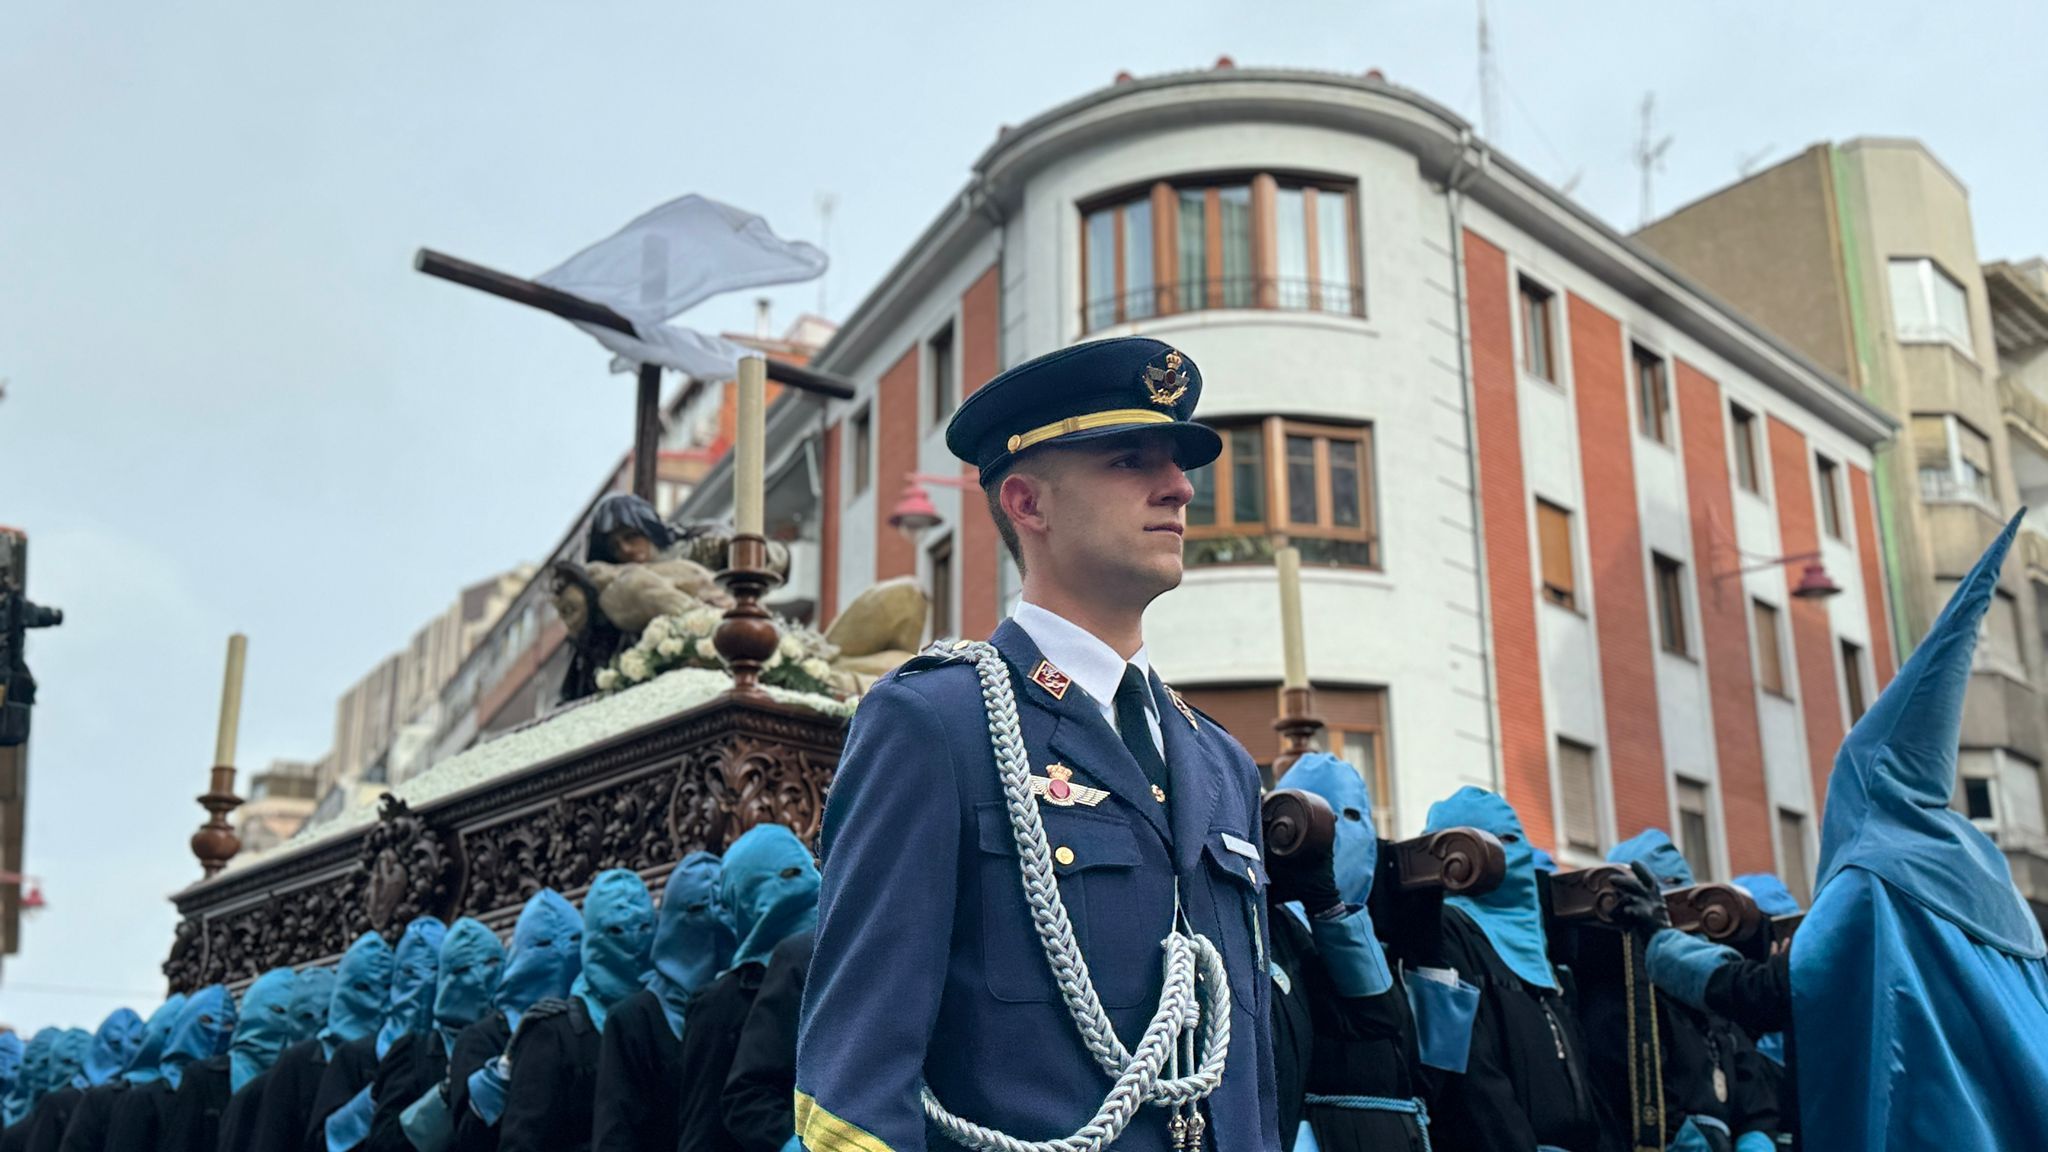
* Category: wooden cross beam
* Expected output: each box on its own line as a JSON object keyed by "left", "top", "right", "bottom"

{"left": 414, "top": 247, "right": 855, "bottom": 503}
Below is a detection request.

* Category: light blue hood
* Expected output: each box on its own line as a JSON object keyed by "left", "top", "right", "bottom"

{"left": 570, "top": 869, "right": 655, "bottom": 1030}
{"left": 646, "top": 853, "right": 737, "bottom": 1039}
{"left": 290, "top": 967, "right": 336, "bottom": 1043}
{"left": 119, "top": 996, "right": 187, "bottom": 1085}
{"left": 2, "top": 1029, "right": 58, "bottom": 1123}
{"left": 230, "top": 968, "right": 299, "bottom": 1092}
{"left": 1275, "top": 754, "right": 1379, "bottom": 905}
{"left": 1425, "top": 787, "right": 1556, "bottom": 990}
{"left": 321, "top": 932, "right": 394, "bottom": 1057}
{"left": 720, "top": 825, "right": 821, "bottom": 973}
{"left": 377, "top": 917, "right": 447, "bottom": 1059}
{"left": 48, "top": 1031, "right": 91, "bottom": 1096}
{"left": 1609, "top": 828, "right": 1695, "bottom": 890}
{"left": 496, "top": 889, "right": 582, "bottom": 1032}
{"left": 1733, "top": 873, "right": 1801, "bottom": 918}
{"left": 433, "top": 919, "right": 504, "bottom": 1055}
{"left": 77, "top": 1007, "right": 145, "bottom": 1089}
{"left": 161, "top": 985, "right": 236, "bottom": 1089}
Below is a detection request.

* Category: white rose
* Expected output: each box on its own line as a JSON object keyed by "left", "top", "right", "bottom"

{"left": 686, "top": 608, "right": 723, "bottom": 634}
{"left": 643, "top": 616, "right": 671, "bottom": 643}
{"left": 696, "top": 638, "right": 719, "bottom": 661}
{"left": 595, "top": 669, "right": 620, "bottom": 692}
{"left": 800, "top": 658, "right": 831, "bottom": 681}
{"left": 778, "top": 634, "right": 805, "bottom": 661}
{"left": 620, "top": 651, "right": 652, "bottom": 682}
{"left": 657, "top": 637, "right": 685, "bottom": 659}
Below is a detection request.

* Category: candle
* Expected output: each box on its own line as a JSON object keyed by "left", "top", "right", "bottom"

{"left": 735, "top": 356, "right": 766, "bottom": 536}
{"left": 1276, "top": 546, "right": 1308, "bottom": 690}
{"left": 214, "top": 633, "right": 247, "bottom": 767}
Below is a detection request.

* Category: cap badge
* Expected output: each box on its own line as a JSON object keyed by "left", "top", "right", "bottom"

{"left": 1144, "top": 349, "right": 1189, "bottom": 407}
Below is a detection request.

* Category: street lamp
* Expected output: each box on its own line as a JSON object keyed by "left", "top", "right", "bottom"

{"left": 888, "top": 472, "right": 978, "bottom": 539}
{"left": 1714, "top": 552, "right": 1842, "bottom": 599}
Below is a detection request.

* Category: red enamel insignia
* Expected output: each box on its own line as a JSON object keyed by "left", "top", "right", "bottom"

{"left": 1031, "top": 660, "right": 1072, "bottom": 701}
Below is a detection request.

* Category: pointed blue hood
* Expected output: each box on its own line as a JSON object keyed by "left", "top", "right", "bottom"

{"left": 290, "top": 967, "right": 336, "bottom": 1043}
{"left": 2, "top": 1029, "right": 58, "bottom": 1123}
{"left": 230, "top": 968, "right": 298, "bottom": 1092}
{"left": 1733, "top": 873, "right": 1801, "bottom": 917}
{"left": 378, "top": 917, "right": 447, "bottom": 1058}
{"left": 77, "top": 1007, "right": 144, "bottom": 1089}
{"left": 48, "top": 1030, "right": 91, "bottom": 1095}
{"left": 1817, "top": 511, "right": 2043, "bottom": 958}
{"left": 1275, "top": 754, "right": 1379, "bottom": 905}
{"left": 497, "top": 889, "right": 582, "bottom": 1033}
{"left": 647, "top": 853, "right": 738, "bottom": 1038}
{"left": 321, "top": 932, "right": 394, "bottom": 1057}
{"left": 120, "top": 996, "right": 187, "bottom": 1085}
{"left": 433, "top": 919, "right": 504, "bottom": 1055}
{"left": 0, "top": 1031, "right": 21, "bottom": 1096}
{"left": 720, "top": 824, "right": 821, "bottom": 973}
{"left": 1425, "top": 787, "right": 1557, "bottom": 990}
{"left": 571, "top": 870, "right": 655, "bottom": 1030}
{"left": 1610, "top": 828, "right": 1695, "bottom": 890}
{"left": 161, "top": 985, "right": 236, "bottom": 1089}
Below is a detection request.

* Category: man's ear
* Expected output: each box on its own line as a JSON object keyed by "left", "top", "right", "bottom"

{"left": 999, "top": 470, "right": 1047, "bottom": 537}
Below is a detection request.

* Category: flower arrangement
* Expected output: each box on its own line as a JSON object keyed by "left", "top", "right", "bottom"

{"left": 595, "top": 603, "right": 845, "bottom": 699}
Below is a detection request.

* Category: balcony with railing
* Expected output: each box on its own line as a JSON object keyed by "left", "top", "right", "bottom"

{"left": 1082, "top": 276, "right": 1366, "bottom": 334}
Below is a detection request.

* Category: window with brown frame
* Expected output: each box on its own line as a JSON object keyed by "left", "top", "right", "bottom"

{"left": 927, "top": 322, "right": 956, "bottom": 429}
{"left": 1754, "top": 599, "right": 1787, "bottom": 696}
{"left": 1185, "top": 418, "right": 1376, "bottom": 568}
{"left": 928, "top": 535, "right": 953, "bottom": 640}
{"left": 1840, "top": 638, "right": 1867, "bottom": 724}
{"left": 1675, "top": 777, "right": 1714, "bottom": 881}
{"left": 1559, "top": 737, "right": 1603, "bottom": 855}
{"left": 1537, "top": 499, "right": 1577, "bottom": 610}
{"left": 1520, "top": 278, "right": 1557, "bottom": 383}
{"left": 1181, "top": 684, "right": 1389, "bottom": 831}
{"left": 1080, "top": 175, "right": 1362, "bottom": 332}
{"left": 850, "top": 406, "right": 872, "bottom": 497}
{"left": 1654, "top": 552, "right": 1690, "bottom": 656}
{"left": 1635, "top": 344, "right": 1671, "bottom": 444}
{"left": 1731, "top": 403, "right": 1762, "bottom": 495}
{"left": 1777, "top": 808, "right": 1812, "bottom": 905}
{"left": 1816, "top": 454, "right": 1844, "bottom": 540}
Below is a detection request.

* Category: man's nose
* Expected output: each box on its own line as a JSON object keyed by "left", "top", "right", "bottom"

{"left": 1156, "top": 465, "right": 1194, "bottom": 507}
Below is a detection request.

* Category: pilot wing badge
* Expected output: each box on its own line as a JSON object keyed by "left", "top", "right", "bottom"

{"left": 1031, "top": 763, "right": 1109, "bottom": 808}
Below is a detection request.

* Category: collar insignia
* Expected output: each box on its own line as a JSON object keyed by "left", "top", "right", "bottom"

{"left": 1031, "top": 660, "right": 1072, "bottom": 701}
{"left": 1167, "top": 686, "right": 1198, "bottom": 729}
{"left": 1031, "top": 763, "right": 1109, "bottom": 808}
{"left": 1143, "top": 349, "right": 1189, "bottom": 407}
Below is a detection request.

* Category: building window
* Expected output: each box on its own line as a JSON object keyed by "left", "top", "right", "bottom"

{"left": 1080, "top": 176, "right": 1361, "bottom": 333}
{"left": 1962, "top": 775, "right": 1996, "bottom": 822}
{"left": 928, "top": 535, "right": 954, "bottom": 640}
{"left": 1185, "top": 418, "right": 1376, "bottom": 568}
{"left": 927, "top": 323, "right": 956, "bottom": 429}
{"left": 1635, "top": 345, "right": 1671, "bottom": 444}
{"left": 1558, "top": 738, "right": 1603, "bottom": 855}
{"left": 1816, "top": 455, "right": 1844, "bottom": 541}
{"left": 1519, "top": 277, "right": 1557, "bottom": 383}
{"left": 1888, "top": 257, "right": 1972, "bottom": 350}
{"left": 1731, "top": 403, "right": 1762, "bottom": 495}
{"left": 1841, "top": 638, "right": 1868, "bottom": 724}
{"left": 1537, "top": 499, "right": 1577, "bottom": 610}
{"left": 850, "top": 406, "right": 873, "bottom": 497}
{"left": 1675, "top": 777, "right": 1713, "bottom": 881}
{"left": 1181, "top": 684, "right": 1387, "bottom": 806}
{"left": 2036, "top": 580, "right": 2048, "bottom": 674}
{"left": 1777, "top": 809, "right": 1811, "bottom": 905}
{"left": 1753, "top": 599, "right": 1787, "bottom": 696}
{"left": 1653, "top": 552, "right": 1690, "bottom": 657}
{"left": 1912, "top": 413, "right": 1996, "bottom": 506}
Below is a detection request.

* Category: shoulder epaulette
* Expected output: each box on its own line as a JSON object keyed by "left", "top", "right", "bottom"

{"left": 896, "top": 639, "right": 978, "bottom": 677}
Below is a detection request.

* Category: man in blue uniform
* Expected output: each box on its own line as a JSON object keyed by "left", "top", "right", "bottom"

{"left": 796, "top": 337, "right": 1280, "bottom": 1152}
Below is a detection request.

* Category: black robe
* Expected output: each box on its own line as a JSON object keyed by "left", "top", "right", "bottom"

{"left": 590, "top": 991, "right": 679, "bottom": 1152}
{"left": 1413, "top": 906, "right": 1611, "bottom": 1152}
{"left": 245, "top": 1040, "right": 331, "bottom": 1152}
{"left": 217, "top": 1069, "right": 270, "bottom": 1152}
{"left": 159, "top": 1053, "right": 234, "bottom": 1152}
{"left": 22, "top": 1085, "right": 80, "bottom": 1152}
{"left": 672, "top": 964, "right": 766, "bottom": 1152}
{"left": 366, "top": 1032, "right": 447, "bottom": 1152}
{"left": 1267, "top": 907, "right": 1434, "bottom": 1152}
{"left": 98, "top": 1078, "right": 175, "bottom": 1152}
{"left": 1704, "top": 950, "right": 1797, "bottom": 1148}
{"left": 721, "top": 930, "right": 812, "bottom": 1152}
{"left": 447, "top": 1014, "right": 513, "bottom": 1152}
{"left": 55, "top": 1081, "right": 124, "bottom": 1152}
{"left": 0, "top": 1116, "right": 31, "bottom": 1152}
{"left": 498, "top": 999, "right": 601, "bottom": 1152}
{"left": 306, "top": 1036, "right": 380, "bottom": 1152}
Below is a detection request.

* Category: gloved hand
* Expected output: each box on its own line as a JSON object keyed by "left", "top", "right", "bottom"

{"left": 1267, "top": 834, "right": 1344, "bottom": 917}
{"left": 1608, "top": 860, "right": 1672, "bottom": 934}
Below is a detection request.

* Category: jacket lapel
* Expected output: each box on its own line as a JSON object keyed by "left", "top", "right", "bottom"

{"left": 992, "top": 620, "right": 1173, "bottom": 848}
{"left": 1152, "top": 671, "right": 1221, "bottom": 874}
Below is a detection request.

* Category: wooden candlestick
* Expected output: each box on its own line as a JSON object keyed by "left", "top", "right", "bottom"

{"left": 714, "top": 533, "right": 784, "bottom": 698}
{"left": 192, "top": 634, "right": 248, "bottom": 878}
{"left": 1270, "top": 684, "right": 1325, "bottom": 778}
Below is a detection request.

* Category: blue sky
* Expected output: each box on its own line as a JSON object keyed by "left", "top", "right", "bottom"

{"left": 1, "top": 0, "right": 2040, "bottom": 1030}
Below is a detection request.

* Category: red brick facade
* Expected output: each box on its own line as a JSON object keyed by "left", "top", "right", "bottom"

{"left": 874, "top": 347, "right": 920, "bottom": 582}
{"left": 1768, "top": 416, "right": 1845, "bottom": 816}
{"left": 1675, "top": 361, "right": 1774, "bottom": 874}
{"left": 1848, "top": 465, "right": 1896, "bottom": 687}
{"left": 1464, "top": 231, "right": 1556, "bottom": 850}
{"left": 1567, "top": 294, "right": 1669, "bottom": 839}
{"left": 958, "top": 263, "right": 1003, "bottom": 640}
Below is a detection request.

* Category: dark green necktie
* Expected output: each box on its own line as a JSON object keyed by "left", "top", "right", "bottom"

{"left": 1114, "top": 664, "right": 1170, "bottom": 803}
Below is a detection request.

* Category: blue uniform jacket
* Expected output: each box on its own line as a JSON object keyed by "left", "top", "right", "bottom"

{"left": 796, "top": 619, "right": 1280, "bottom": 1152}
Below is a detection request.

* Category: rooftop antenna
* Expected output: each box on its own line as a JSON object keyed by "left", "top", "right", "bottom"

{"left": 1477, "top": 0, "right": 1500, "bottom": 141}
{"left": 815, "top": 190, "right": 837, "bottom": 318}
{"left": 1633, "top": 92, "right": 1674, "bottom": 227}
{"left": 1737, "top": 144, "right": 1776, "bottom": 178}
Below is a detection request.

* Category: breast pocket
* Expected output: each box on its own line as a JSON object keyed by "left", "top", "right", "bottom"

{"left": 974, "top": 801, "right": 1158, "bottom": 1007}
{"left": 1200, "top": 827, "right": 1269, "bottom": 1014}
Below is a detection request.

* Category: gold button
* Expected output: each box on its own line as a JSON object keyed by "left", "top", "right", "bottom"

{"left": 1150, "top": 784, "right": 1167, "bottom": 803}
{"left": 1054, "top": 846, "right": 1076, "bottom": 867}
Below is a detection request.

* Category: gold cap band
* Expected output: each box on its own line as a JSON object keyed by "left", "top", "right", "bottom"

{"left": 1004, "top": 409, "right": 1176, "bottom": 455}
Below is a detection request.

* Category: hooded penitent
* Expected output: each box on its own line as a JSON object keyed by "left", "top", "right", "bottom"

{"left": 1610, "top": 829, "right": 1695, "bottom": 890}
{"left": 720, "top": 824, "right": 821, "bottom": 973}
{"left": 646, "top": 852, "right": 738, "bottom": 1038}
{"left": 570, "top": 869, "right": 656, "bottom": 1030}
{"left": 120, "top": 996, "right": 187, "bottom": 1085}
{"left": 377, "top": 917, "right": 447, "bottom": 1059}
{"left": 1273, "top": 752, "right": 1397, "bottom": 998}
{"left": 76, "top": 1007, "right": 145, "bottom": 1089}
{"left": 1733, "top": 873, "right": 1801, "bottom": 918}
{"left": 1424, "top": 787, "right": 1556, "bottom": 990}
{"left": 160, "top": 985, "right": 236, "bottom": 1089}
{"left": 289, "top": 967, "right": 336, "bottom": 1044}
{"left": 496, "top": 889, "right": 583, "bottom": 1032}
{"left": 3, "top": 1028, "right": 57, "bottom": 1124}
{"left": 0, "top": 1032, "right": 20, "bottom": 1104}
{"left": 320, "top": 932, "right": 394, "bottom": 1058}
{"left": 432, "top": 919, "right": 504, "bottom": 1055}
{"left": 230, "top": 967, "right": 300, "bottom": 1092}
{"left": 48, "top": 1030, "right": 91, "bottom": 1094}
{"left": 1792, "top": 511, "right": 2048, "bottom": 1148}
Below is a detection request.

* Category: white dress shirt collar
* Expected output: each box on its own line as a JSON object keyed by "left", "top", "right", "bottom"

{"left": 1011, "top": 601, "right": 1156, "bottom": 722}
